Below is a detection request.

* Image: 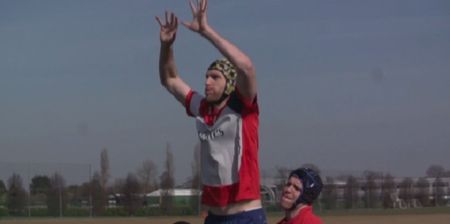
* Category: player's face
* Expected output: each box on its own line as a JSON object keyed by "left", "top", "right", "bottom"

{"left": 280, "top": 176, "right": 303, "bottom": 209}
{"left": 204, "top": 69, "right": 226, "bottom": 103}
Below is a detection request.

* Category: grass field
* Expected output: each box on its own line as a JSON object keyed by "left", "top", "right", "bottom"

{"left": 1, "top": 213, "right": 450, "bottom": 224}
{"left": 1, "top": 208, "right": 450, "bottom": 224}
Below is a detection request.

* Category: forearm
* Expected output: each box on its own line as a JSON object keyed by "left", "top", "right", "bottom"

{"left": 201, "top": 26, "right": 254, "bottom": 74}
{"left": 201, "top": 25, "right": 257, "bottom": 99}
{"left": 158, "top": 43, "right": 178, "bottom": 88}
{"left": 158, "top": 43, "right": 190, "bottom": 104}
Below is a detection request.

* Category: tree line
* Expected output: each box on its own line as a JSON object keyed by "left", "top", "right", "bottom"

{"left": 0, "top": 146, "right": 449, "bottom": 217}
{"left": 0, "top": 143, "right": 198, "bottom": 217}
{"left": 293, "top": 165, "right": 450, "bottom": 210}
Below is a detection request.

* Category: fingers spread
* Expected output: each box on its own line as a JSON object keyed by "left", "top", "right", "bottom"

{"left": 189, "top": 0, "right": 197, "bottom": 15}
{"left": 156, "top": 11, "right": 178, "bottom": 29}
{"left": 201, "top": 0, "right": 207, "bottom": 11}
{"left": 165, "top": 11, "right": 169, "bottom": 24}
{"left": 173, "top": 15, "right": 178, "bottom": 29}
{"left": 170, "top": 12, "right": 175, "bottom": 26}
{"left": 155, "top": 16, "right": 163, "bottom": 27}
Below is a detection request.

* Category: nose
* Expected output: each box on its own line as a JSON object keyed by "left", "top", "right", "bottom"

{"left": 284, "top": 183, "right": 298, "bottom": 193}
{"left": 284, "top": 185, "right": 292, "bottom": 193}
{"left": 205, "top": 76, "right": 212, "bottom": 86}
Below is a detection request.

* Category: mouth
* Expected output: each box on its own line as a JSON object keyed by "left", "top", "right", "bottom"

{"left": 280, "top": 195, "right": 294, "bottom": 207}
{"left": 281, "top": 192, "right": 293, "bottom": 200}
{"left": 205, "top": 89, "right": 213, "bottom": 95}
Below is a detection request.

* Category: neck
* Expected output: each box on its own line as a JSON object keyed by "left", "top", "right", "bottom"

{"left": 212, "top": 100, "right": 227, "bottom": 110}
{"left": 285, "top": 204, "right": 308, "bottom": 220}
{"left": 208, "top": 95, "right": 229, "bottom": 110}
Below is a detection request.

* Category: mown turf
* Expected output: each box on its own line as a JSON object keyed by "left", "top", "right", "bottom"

{"left": 1, "top": 208, "right": 450, "bottom": 224}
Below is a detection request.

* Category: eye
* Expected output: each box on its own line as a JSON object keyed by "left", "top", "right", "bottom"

{"left": 285, "top": 181, "right": 302, "bottom": 192}
{"left": 211, "top": 74, "right": 221, "bottom": 80}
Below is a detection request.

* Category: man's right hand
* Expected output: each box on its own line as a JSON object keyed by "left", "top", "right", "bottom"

{"left": 155, "top": 11, "right": 178, "bottom": 46}
{"left": 182, "top": 0, "right": 209, "bottom": 35}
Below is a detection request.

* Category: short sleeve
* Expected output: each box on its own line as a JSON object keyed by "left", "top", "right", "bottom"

{"left": 185, "top": 90, "right": 203, "bottom": 117}
{"left": 234, "top": 89, "right": 259, "bottom": 114}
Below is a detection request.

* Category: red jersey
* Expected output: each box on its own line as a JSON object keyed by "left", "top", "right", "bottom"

{"left": 185, "top": 90, "right": 261, "bottom": 207}
{"left": 277, "top": 206, "right": 322, "bottom": 224}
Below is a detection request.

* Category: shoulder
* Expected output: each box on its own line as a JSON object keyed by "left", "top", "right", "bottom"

{"left": 276, "top": 218, "right": 288, "bottom": 224}
{"left": 306, "top": 216, "right": 322, "bottom": 224}
{"left": 228, "top": 90, "right": 259, "bottom": 114}
{"left": 186, "top": 90, "right": 207, "bottom": 117}
{"left": 290, "top": 206, "right": 322, "bottom": 224}
{"left": 302, "top": 211, "right": 322, "bottom": 224}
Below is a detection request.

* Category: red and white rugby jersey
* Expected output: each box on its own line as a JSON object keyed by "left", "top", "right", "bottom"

{"left": 185, "top": 89, "right": 261, "bottom": 207}
{"left": 277, "top": 206, "right": 323, "bottom": 224}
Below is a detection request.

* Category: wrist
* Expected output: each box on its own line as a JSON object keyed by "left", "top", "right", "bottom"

{"left": 200, "top": 25, "right": 213, "bottom": 37}
{"left": 160, "top": 42, "right": 173, "bottom": 49}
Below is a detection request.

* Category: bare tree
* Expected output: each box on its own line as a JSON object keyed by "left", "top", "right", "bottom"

{"left": 160, "top": 143, "right": 175, "bottom": 189}
{"left": 381, "top": 173, "right": 396, "bottom": 209}
{"left": 7, "top": 173, "right": 27, "bottom": 216}
{"left": 321, "top": 176, "right": 337, "bottom": 210}
{"left": 433, "top": 177, "right": 446, "bottom": 206}
{"left": 398, "top": 177, "right": 414, "bottom": 207}
{"left": 0, "top": 179, "right": 6, "bottom": 195}
{"left": 444, "top": 170, "right": 450, "bottom": 177}
{"left": 191, "top": 143, "right": 201, "bottom": 190}
{"left": 66, "top": 184, "right": 84, "bottom": 208}
{"left": 47, "top": 172, "right": 67, "bottom": 217}
{"left": 190, "top": 144, "right": 202, "bottom": 214}
{"left": 160, "top": 143, "right": 175, "bottom": 213}
{"left": 112, "top": 178, "right": 125, "bottom": 195}
{"left": 343, "top": 175, "right": 359, "bottom": 209}
{"left": 90, "top": 172, "right": 106, "bottom": 215}
{"left": 426, "top": 165, "right": 446, "bottom": 207}
{"left": 100, "top": 148, "right": 110, "bottom": 190}
{"left": 362, "top": 170, "right": 378, "bottom": 208}
{"left": 0, "top": 179, "right": 6, "bottom": 206}
{"left": 415, "top": 177, "right": 430, "bottom": 207}
{"left": 122, "top": 173, "right": 142, "bottom": 215}
{"left": 136, "top": 159, "right": 158, "bottom": 194}
{"left": 426, "top": 165, "right": 445, "bottom": 178}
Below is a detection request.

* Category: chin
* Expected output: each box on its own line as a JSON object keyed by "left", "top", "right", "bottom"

{"left": 205, "top": 97, "right": 219, "bottom": 103}
{"left": 280, "top": 197, "right": 293, "bottom": 209}
{"left": 280, "top": 201, "right": 292, "bottom": 210}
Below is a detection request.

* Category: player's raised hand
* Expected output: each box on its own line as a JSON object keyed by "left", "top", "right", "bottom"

{"left": 182, "top": 0, "right": 209, "bottom": 34}
{"left": 155, "top": 11, "right": 178, "bottom": 45}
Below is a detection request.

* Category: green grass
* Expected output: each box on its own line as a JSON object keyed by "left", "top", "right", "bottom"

{"left": 315, "top": 206, "right": 450, "bottom": 216}
{"left": 0, "top": 207, "right": 450, "bottom": 220}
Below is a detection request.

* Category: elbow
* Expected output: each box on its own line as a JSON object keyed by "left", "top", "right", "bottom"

{"left": 159, "top": 73, "right": 168, "bottom": 87}
{"left": 159, "top": 69, "right": 172, "bottom": 88}
{"left": 239, "top": 60, "right": 256, "bottom": 77}
{"left": 160, "top": 76, "right": 176, "bottom": 93}
{"left": 160, "top": 78, "right": 169, "bottom": 88}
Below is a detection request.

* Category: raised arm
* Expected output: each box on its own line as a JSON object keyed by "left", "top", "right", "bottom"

{"left": 156, "top": 11, "right": 191, "bottom": 105}
{"left": 182, "top": 0, "right": 257, "bottom": 101}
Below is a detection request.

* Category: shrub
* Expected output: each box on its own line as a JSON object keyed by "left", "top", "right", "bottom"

{"left": 0, "top": 207, "right": 8, "bottom": 217}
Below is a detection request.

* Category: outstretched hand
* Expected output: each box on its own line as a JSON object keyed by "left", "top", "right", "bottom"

{"left": 182, "top": 0, "right": 209, "bottom": 33}
{"left": 155, "top": 11, "right": 178, "bottom": 45}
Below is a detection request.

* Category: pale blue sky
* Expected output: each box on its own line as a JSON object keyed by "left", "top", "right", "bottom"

{"left": 1, "top": 0, "right": 450, "bottom": 184}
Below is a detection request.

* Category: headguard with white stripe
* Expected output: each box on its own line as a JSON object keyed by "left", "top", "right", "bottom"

{"left": 289, "top": 168, "right": 323, "bottom": 208}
